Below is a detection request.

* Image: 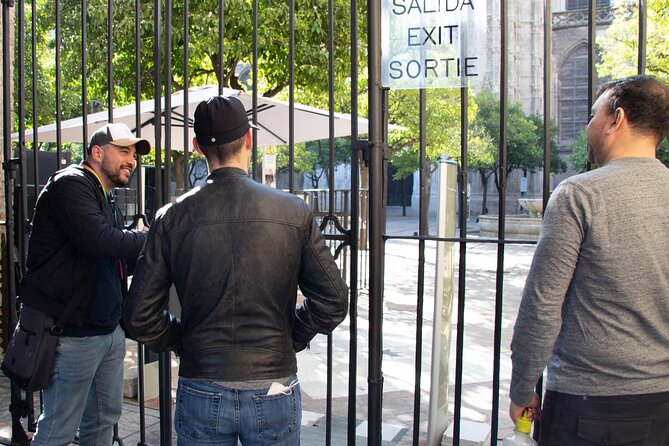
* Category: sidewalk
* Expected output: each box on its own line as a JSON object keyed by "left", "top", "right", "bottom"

{"left": 0, "top": 206, "right": 535, "bottom": 445}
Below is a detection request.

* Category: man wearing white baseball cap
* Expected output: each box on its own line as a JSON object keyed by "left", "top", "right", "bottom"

{"left": 22, "top": 122, "right": 150, "bottom": 445}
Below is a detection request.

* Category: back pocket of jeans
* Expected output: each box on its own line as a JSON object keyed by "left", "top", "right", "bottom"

{"left": 253, "top": 391, "right": 299, "bottom": 441}
{"left": 175, "top": 382, "right": 221, "bottom": 441}
{"left": 577, "top": 416, "right": 652, "bottom": 445}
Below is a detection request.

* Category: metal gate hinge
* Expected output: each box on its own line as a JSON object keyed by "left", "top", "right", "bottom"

{"left": 356, "top": 139, "right": 391, "bottom": 166}
{"left": 2, "top": 157, "right": 19, "bottom": 173}
{"left": 355, "top": 139, "right": 370, "bottom": 167}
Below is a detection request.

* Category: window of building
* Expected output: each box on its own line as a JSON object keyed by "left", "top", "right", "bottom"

{"left": 558, "top": 45, "right": 589, "bottom": 149}
{"left": 567, "top": 0, "right": 610, "bottom": 10}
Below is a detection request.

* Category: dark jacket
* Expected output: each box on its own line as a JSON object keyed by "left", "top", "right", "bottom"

{"left": 20, "top": 163, "right": 147, "bottom": 332}
{"left": 123, "top": 167, "right": 349, "bottom": 381}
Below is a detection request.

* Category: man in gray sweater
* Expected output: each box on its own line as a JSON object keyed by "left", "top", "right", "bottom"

{"left": 509, "top": 75, "right": 669, "bottom": 445}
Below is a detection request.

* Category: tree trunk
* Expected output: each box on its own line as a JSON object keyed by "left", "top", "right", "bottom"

{"left": 480, "top": 170, "right": 489, "bottom": 215}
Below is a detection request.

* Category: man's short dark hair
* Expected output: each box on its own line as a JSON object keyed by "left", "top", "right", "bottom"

{"left": 596, "top": 75, "right": 669, "bottom": 144}
{"left": 199, "top": 135, "right": 246, "bottom": 165}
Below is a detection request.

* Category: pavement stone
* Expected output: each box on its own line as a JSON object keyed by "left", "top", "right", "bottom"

{"left": 0, "top": 206, "right": 537, "bottom": 445}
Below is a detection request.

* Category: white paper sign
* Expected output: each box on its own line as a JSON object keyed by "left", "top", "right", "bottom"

{"left": 382, "top": 0, "right": 487, "bottom": 89}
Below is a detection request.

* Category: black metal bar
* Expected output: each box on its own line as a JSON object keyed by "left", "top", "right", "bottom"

{"left": 55, "top": 0, "right": 62, "bottom": 162}
{"left": 288, "top": 0, "right": 295, "bottom": 193}
{"left": 491, "top": 0, "right": 508, "bottom": 443}
{"left": 218, "top": 0, "right": 224, "bottom": 96}
{"left": 134, "top": 0, "right": 144, "bottom": 216}
{"left": 32, "top": 0, "right": 39, "bottom": 184}
{"left": 367, "top": 0, "right": 383, "bottom": 443}
{"left": 159, "top": 2, "right": 173, "bottom": 444}
{"left": 346, "top": 0, "right": 359, "bottom": 442}
{"left": 543, "top": 0, "right": 552, "bottom": 210}
{"left": 588, "top": 0, "right": 597, "bottom": 114}
{"left": 107, "top": 0, "right": 113, "bottom": 123}
{"left": 81, "top": 0, "right": 88, "bottom": 157}
{"left": 251, "top": 0, "right": 258, "bottom": 181}
{"left": 412, "top": 89, "right": 428, "bottom": 446}
{"left": 586, "top": 0, "right": 596, "bottom": 172}
{"left": 638, "top": 0, "right": 646, "bottom": 75}
{"left": 324, "top": 0, "right": 335, "bottom": 443}
{"left": 136, "top": 346, "right": 148, "bottom": 446}
{"left": 163, "top": 0, "right": 172, "bottom": 205}
{"left": 327, "top": 0, "right": 335, "bottom": 216}
{"left": 452, "top": 85, "right": 469, "bottom": 446}
{"left": 534, "top": 3, "right": 553, "bottom": 439}
{"left": 183, "top": 0, "right": 190, "bottom": 193}
{"left": 5, "top": 1, "right": 28, "bottom": 444}
{"left": 18, "top": 0, "right": 28, "bottom": 269}
{"left": 153, "top": 0, "right": 162, "bottom": 206}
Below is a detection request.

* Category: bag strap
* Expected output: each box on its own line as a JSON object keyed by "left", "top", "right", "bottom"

{"left": 49, "top": 270, "right": 96, "bottom": 335}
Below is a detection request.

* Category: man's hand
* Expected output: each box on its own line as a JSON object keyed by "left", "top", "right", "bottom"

{"left": 509, "top": 392, "right": 540, "bottom": 422}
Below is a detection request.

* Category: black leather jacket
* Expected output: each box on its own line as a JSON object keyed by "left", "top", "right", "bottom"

{"left": 123, "top": 167, "right": 348, "bottom": 381}
{"left": 20, "top": 163, "right": 147, "bottom": 329}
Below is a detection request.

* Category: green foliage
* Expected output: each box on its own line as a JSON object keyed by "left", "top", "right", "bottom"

{"left": 569, "top": 129, "right": 589, "bottom": 173}
{"left": 387, "top": 88, "right": 475, "bottom": 180}
{"left": 281, "top": 138, "right": 352, "bottom": 188}
{"left": 473, "top": 90, "right": 543, "bottom": 178}
{"left": 17, "top": 0, "right": 366, "bottom": 128}
{"left": 570, "top": 129, "right": 669, "bottom": 173}
{"left": 658, "top": 139, "right": 669, "bottom": 167}
{"left": 599, "top": 0, "right": 669, "bottom": 83}
{"left": 16, "top": 0, "right": 367, "bottom": 189}
{"left": 527, "top": 114, "right": 567, "bottom": 174}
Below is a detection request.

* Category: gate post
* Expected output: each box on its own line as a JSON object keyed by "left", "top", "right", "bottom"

{"left": 367, "top": 0, "right": 384, "bottom": 444}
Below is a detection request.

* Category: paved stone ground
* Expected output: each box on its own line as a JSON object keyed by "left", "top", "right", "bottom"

{"left": 0, "top": 206, "right": 537, "bottom": 445}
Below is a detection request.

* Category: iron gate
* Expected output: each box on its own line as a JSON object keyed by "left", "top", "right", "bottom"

{"left": 0, "top": 0, "right": 652, "bottom": 445}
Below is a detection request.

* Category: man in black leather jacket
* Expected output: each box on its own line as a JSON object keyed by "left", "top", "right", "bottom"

{"left": 22, "top": 123, "right": 150, "bottom": 445}
{"left": 123, "top": 95, "right": 349, "bottom": 445}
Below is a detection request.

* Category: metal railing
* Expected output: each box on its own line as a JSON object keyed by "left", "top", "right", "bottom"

{"left": 0, "top": 1, "right": 651, "bottom": 445}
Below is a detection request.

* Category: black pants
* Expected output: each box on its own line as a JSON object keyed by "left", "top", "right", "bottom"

{"left": 539, "top": 390, "right": 669, "bottom": 446}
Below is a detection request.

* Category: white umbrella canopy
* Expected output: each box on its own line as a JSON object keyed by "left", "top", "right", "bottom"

{"left": 12, "top": 85, "right": 380, "bottom": 151}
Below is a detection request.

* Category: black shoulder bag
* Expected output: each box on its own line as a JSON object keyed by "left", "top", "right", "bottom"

{"left": 1, "top": 286, "right": 90, "bottom": 392}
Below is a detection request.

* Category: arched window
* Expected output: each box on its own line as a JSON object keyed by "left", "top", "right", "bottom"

{"left": 558, "top": 45, "right": 589, "bottom": 148}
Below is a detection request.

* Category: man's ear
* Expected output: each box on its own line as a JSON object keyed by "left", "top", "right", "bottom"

{"left": 610, "top": 107, "right": 625, "bottom": 131}
{"left": 89, "top": 144, "right": 103, "bottom": 162}
{"left": 193, "top": 137, "right": 204, "bottom": 156}
{"left": 244, "top": 129, "right": 253, "bottom": 151}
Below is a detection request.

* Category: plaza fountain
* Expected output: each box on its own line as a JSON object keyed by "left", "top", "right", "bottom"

{"left": 478, "top": 198, "right": 543, "bottom": 240}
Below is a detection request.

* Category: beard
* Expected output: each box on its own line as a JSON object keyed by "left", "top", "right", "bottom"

{"left": 101, "top": 158, "right": 134, "bottom": 187}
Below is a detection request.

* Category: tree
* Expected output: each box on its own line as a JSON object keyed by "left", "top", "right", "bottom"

{"left": 275, "top": 138, "right": 352, "bottom": 189}
{"left": 466, "top": 129, "right": 496, "bottom": 215}
{"left": 598, "top": 0, "right": 669, "bottom": 82}
{"left": 570, "top": 128, "right": 669, "bottom": 172}
{"left": 386, "top": 88, "right": 476, "bottom": 220}
{"left": 23, "top": 0, "right": 365, "bottom": 124}
{"left": 20, "top": 0, "right": 367, "bottom": 194}
{"left": 470, "top": 91, "right": 566, "bottom": 215}
{"left": 527, "top": 113, "right": 567, "bottom": 175}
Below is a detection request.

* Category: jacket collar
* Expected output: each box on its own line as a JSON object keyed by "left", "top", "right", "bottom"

{"left": 207, "top": 167, "right": 249, "bottom": 181}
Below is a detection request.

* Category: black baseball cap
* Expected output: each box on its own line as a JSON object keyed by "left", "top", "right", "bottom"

{"left": 194, "top": 95, "right": 258, "bottom": 147}
{"left": 88, "top": 123, "right": 151, "bottom": 155}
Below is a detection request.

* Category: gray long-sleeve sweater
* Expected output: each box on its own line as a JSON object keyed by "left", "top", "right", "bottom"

{"left": 510, "top": 157, "right": 669, "bottom": 407}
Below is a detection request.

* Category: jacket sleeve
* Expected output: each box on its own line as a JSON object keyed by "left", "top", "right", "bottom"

{"left": 293, "top": 214, "right": 349, "bottom": 351}
{"left": 122, "top": 213, "right": 182, "bottom": 352}
{"left": 51, "top": 174, "right": 147, "bottom": 259}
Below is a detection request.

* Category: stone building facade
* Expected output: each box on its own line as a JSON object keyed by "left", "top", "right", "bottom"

{"left": 460, "top": 0, "right": 613, "bottom": 221}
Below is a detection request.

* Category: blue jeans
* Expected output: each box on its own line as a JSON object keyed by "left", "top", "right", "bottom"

{"left": 175, "top": 376, "right": 302, "bottom": 445}
{"left": 31, "top": 325, "right": 125, "bottom": 446}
